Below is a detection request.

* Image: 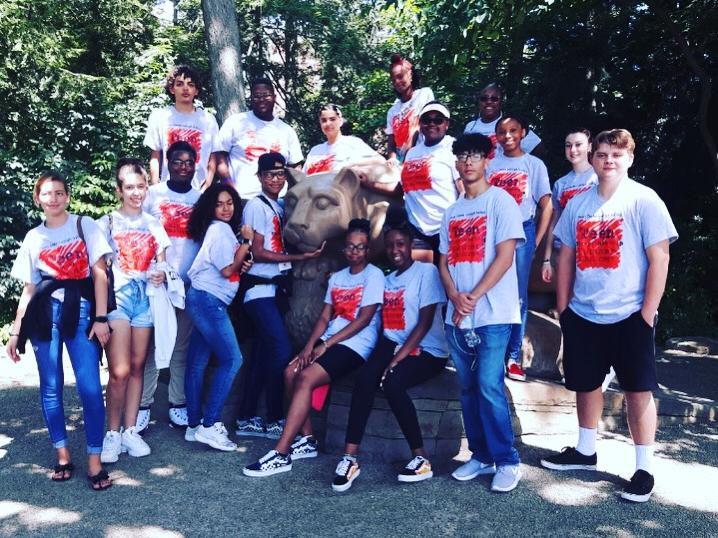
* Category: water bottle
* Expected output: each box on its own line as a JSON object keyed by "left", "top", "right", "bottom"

{"left": 460, "top": 316, "right": 481, "bottom": 348}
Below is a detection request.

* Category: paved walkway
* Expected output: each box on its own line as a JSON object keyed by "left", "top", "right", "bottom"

{"left": 0, "top": 343, "right": 716, "bottom": 537}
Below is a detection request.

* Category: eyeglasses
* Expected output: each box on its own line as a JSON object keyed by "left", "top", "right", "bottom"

{"left": 260, "top": 170, "right": 286, "bottom": 180}
{"left": 420, "top": 115, "right": 447, "bottom": 125}
{"left": 456, "top": 152, "right": 485, "bottom": 162}
{"left": 170, "top": 159, "right": 194, "bottom": 168}
{"left": 343, "top": 243, "right": 368, "bottom": 252}
{"left": 251, "top": 93, "right": 274, "bottom": 100}
{"left": 479, "top": 95, "right": 500, "bottom": 103}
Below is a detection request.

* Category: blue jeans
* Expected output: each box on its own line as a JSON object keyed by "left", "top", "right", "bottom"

{"left": 31, "top": 299, "right": 104, "bottom": 454}
{"left": 184, "top": 287, "right": 243, "bottom": 427}
{"left": 507, "top": 219, "right": 536, "bottom": 361}
{"left": 237, "top": 298, "right": 292, "bottom": 423}
{"left": 446, "top": 324, "right": 519, "bottom": 466}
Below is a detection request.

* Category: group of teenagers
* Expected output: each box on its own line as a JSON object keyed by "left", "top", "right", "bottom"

{"left": 5, "top": 55, "right": 677, "bottom": 504}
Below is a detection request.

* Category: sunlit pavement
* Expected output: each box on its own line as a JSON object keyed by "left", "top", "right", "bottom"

{"left": 1, "top": 347, "right": 716, "bottom": 537}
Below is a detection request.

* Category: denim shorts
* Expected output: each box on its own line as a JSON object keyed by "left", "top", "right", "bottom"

{"left": 108, "top": 280, "right": 153, "bottom": 328}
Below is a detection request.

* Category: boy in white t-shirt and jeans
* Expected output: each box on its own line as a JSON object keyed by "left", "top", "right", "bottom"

{"left": 439, "top": 133, "right": 525, "bottom": 493}
{"left": 144, "top": 65, "right": 219, "bottom": 190}
{"left": 542, "top": 129, "right": 678, "bottom": 503}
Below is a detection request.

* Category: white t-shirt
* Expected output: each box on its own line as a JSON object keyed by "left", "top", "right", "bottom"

{"left": 554, "top": 178, "right": 678, "bottom": 324}
{"left": 143, "top": 105, "right": 219, "bottom": 190}
{"left": 96, "top": 211, "right": 171, "bottom": 291}
{"left": 463, "top": 114, "right": 542, "bottom": 158}
{"left": 486, "top": 153, "right": 551, "bottom": 222}
{"left": 385, "top": 87, "right": 435, "bottom": 163}
{"left": 242, "top": 195, "right": 286, "bottom": 302}
{"left": 188, "top": 220, "right": 241, "bottom": 305}
{"left": 321, "top": 264, "right": 384, "bottom": 360}
{"left": 11, "top": 214, "right": 112, "bottom": 301}
{"left": 302, "top": 136, "right": 380, "bottom": 176}
{"left": 216, "top": 111, "right": 303, "bottom": 199}
{"left": 143, "top": 183, "right": 201, "bottom": 284}
{"left": 383, "top": 262, "right": 448, "bottom": 358}
{"left": 401, "top": 136, "right": 459, "bottom": 236}
{"left": 439, "top": 187, "right": 525, "bottom": 328}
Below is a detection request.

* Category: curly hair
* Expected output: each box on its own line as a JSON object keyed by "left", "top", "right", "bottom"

{"left": 164, "top": 65, "right": 202, "bottom": 100}
{"left": 188, "top": 184, "right": 243, "bottom": 242}
{"left": 452, "top": 133, "right": 493, "bottom": 158}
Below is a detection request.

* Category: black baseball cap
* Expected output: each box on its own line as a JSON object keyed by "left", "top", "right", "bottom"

{"left": 257, "top": 152, "right": 286, "bottom": 173}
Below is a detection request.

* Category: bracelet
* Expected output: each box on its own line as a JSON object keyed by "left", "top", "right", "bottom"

{"left": 542, "top": 259, "right": 551, "bottom": 264}
{"left": 241, "top": 238, "right": 252, "bottom": 247}
{"left": 9, "top": 333, "right": 19, "bottom": 337}
{"left": 94, "top": 315, "right": 109, "bottom": 323}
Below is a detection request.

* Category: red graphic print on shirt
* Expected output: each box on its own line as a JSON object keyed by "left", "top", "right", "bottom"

{"left": 489, "top": 171, "right": 528, "bottom": 205}
{"left": 114, "top": 231, "right": 158, "bottom": 273}
{"left": 331, "top": 285, "right": 364, "bottom": 321}
{"left": 244, "top": 132, "right": 282, "bottom": 162}
{"left": 159, "top": 201, "right": 192, "bottom": 238}
{"left": 448, "top": 216, "right": 487, "bottom": 266}
{"left": 383, "top": 289, "right": 406, "bottom": 330}
{"left": 167, "top": 127, "right": 202, "bottom": 163}
{"left": 306, "top": 155, "right": 335, "bottom": 175}
{"left": 228, "top": 245, "right": 241, "bottom": 282}
{"left": 38, "top": 239, "right": 89, "bottom": 280}
{"left": 559, "top": 185, "right": 593, "bottom": 209}
{"left": 269, "top": 215, "right": 284, "bottom": 253}
{"left": 392, "top": 109, "right": 417, "bottom": 150}
{"left": 488, "top": 134, "right": 497, "bottom": 160}
{"left": 401, "top": 156, "right": 432, "bottom": 192}
{"left": 576, "top": 218, "right": 623, "bottom": 270}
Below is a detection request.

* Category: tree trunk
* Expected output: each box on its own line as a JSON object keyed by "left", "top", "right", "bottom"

{"left": 201, "top": 0, "right": 246, "bottom": 124}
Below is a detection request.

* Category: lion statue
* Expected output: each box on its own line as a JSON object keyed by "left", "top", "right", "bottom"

{"left": 283, "top": 161, "right": 400, "bottom": 347}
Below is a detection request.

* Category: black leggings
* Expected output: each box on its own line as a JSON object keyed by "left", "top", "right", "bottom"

{"left": 345, "top": 335, "right": 447, "bottom": 450}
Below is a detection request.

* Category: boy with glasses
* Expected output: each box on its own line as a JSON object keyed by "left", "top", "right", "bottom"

{"left": 138, "top": 141, "right": 202, "bottom": 431}
{"left": 216, "top": 78, "right": 303, "bottom": 200}
{"left": 236, "top": 152, "right": 324, "bottom": 439}
{"left": 439, "top": 133, "right": 525, "bottom": 493}
{"left": 144, "top": 65, "right": 219, "bottom": 190}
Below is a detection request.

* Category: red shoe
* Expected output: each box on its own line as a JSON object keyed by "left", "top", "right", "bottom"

{"left": 507, "top": 362, "right": 527, "bottom": 381}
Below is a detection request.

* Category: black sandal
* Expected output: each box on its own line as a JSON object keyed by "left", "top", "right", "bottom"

{"left": 87, "top": 469, "right": 112, "bottom": 491}
{"left": 51, "top": 463, "right": 75, "bottom": 482}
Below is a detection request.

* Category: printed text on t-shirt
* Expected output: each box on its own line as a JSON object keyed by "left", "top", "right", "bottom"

{"left": 159, "top": 201, "right": 193, "bottom": 238}
{"left": 38, "top": 239, "right": 90, "bottom": 280}
{"left": 489, "top": 171, "right": 528, "bottom": 205}
{"left": 560, "top": 185, "right": 593, "bottom": 209}
{"left": 576, "top": 217, "right": 623, "bottom": 270}
{"left": 115, "top": 231, "right": 158, "bottom": 273}
{"left": 331, "top": 285, "right": 363, "bottom": 321}
{"left": 306, "top": 155, "right": 335, "bottom": 175}
{"left": 383, "top": 289, "right": 406, "bottom": 330}
{"left": 448, "top": 216, "right": 487, "bottom": 265}
{"left": 401, "top": 156, "right": 432, "bottom": 192}
{"left": 167, "top": 127, "right": 202, "bottom": 163}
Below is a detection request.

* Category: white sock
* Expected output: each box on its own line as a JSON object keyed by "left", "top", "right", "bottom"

{"left": 635, "top": 444, "right": 654, "bottom": 474}
{"left": 576, "top": 427, "right": 597, "bottom": 456}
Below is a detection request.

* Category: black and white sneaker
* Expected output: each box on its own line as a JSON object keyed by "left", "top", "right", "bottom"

{"left": 243, "top": 450, "right": 292, "bottom": 477}
{"left": 332, "top": 456, "right": 360, "bottom": 492}
{"left": 620, "top": 470, "right": 654, "bottom": 503}
{"left": 397, "top": 455, "right": 433, "bottom": 483}
{"left": 540, "top": 447, "right": 597, "bottom": 471}
{"left": 290, "top": 435, "right": 318, "bottom": 460}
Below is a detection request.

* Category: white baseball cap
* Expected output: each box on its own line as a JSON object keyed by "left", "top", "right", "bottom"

{"left": 420, "top": 102, "right": 450, "bottom": 119}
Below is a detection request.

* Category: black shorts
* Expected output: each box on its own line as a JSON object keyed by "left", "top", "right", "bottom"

{"left": 560, "top": 308, "right": 658, "bottom": 392}
{"left": 314, "top": 343, "right": 364, "bottom": 381}
{"left": 408, "top": 221, "right": 440, "bottom": 254}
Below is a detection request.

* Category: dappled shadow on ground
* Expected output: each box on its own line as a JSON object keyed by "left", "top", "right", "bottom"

{"left": 1, "top": 384, "right": 717, "bottom": 537}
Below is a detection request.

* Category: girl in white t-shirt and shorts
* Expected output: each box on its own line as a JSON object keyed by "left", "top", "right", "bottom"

{"left": 244, "top": 219, "right": 384, "bottom": 478}
{"left": 98, "top": 160, "right": 171, "bottom": 464}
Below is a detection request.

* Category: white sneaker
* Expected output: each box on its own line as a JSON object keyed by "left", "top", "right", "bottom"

{"left": 491, "top": 464, "right": 521, "bottom": 492}
{"left": 185, "top": 425, "right": 199, "bottom": 442}
{"left": 452, "top": 459, "right": 496, "bottom": 481}
{"left": 100, "top": 430, "right": 124, "bottom": 463}
{"left": 121, "top": 426, "right": 151, "bottom": 457}
{"left": 135, "top": 408, "right": 151, "bottom": 433}
{"left": 290, "top": 435, "right": 318, "bottom": 460}
{"left": 168, "top": 406, "right": 188, "bottom": 428}
{"left": 195, "top": 422, "right": 237, "bottom": 452}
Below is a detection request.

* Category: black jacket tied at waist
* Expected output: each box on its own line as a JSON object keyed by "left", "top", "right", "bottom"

{"left": 17, "top": 277, "right": 95, "bottom": 353}
{"left": 236, "top": 272, "right": 293, "bottom": 314}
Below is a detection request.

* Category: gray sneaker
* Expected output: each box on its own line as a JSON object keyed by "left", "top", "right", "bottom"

{"left": 265, "top": 419, "right": 286, "bottom": 440}
{"left": 491, "top": 464, "right": 521, "bottom": 493}
{"left": 235, "top": 416, "right": 266, "bottom": 437}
